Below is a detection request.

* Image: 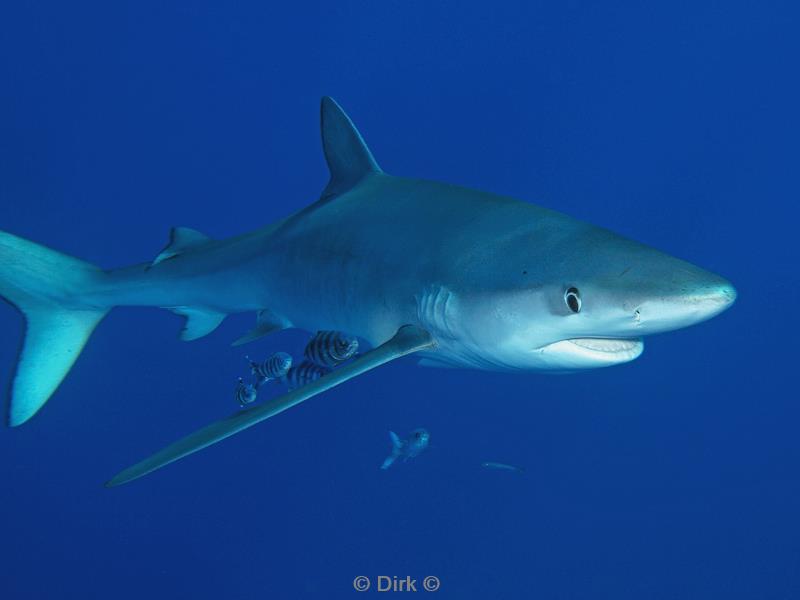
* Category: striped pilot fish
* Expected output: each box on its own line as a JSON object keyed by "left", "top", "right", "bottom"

{"left": 283, "top": 361, "right": 331, "bottom": 391}
{"left": 235, "top": 377, "right": 258, "bottom": 406}
{"left": 247, "top": 351, "right": 293, "bottom": 386}
{"left": 304, "top": 331, "right": 359, "bottom": 368}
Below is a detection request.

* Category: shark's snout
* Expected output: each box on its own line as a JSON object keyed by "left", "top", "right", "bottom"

{"left": 688, "top": 279, "right": 737, "bottom": 314}
{"left": 635, "top": 276, "right": 737, "bottom": 334}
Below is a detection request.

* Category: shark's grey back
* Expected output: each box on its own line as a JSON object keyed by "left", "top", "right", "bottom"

{"left": 261, "top": 167, "right": 574, "bottom": 347}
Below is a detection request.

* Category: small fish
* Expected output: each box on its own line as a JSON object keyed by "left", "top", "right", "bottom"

{"left": 235, "top": 377, "right": 258, "bottom": 406}
{"left": 247, "top": 351, "right": 293, "bottom": 386}
{"left": 481, "top": 461, "right": 525, "bottom": 474}
{"left": 304, "top": 330, "right": 359, "bottom": 368}
{"left": 381, "top": 428, "right": 430, "bottom": 470}
{"left": 283, "top": 361, "right": 331, "bottom": 390}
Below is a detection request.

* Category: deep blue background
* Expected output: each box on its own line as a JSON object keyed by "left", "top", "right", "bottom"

{"left": 1, "top": 1, "right": 798, "bottom": 598}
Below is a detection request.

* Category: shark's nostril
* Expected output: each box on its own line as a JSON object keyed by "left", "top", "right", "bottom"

{"left": 633, "top": 309, "right": 641, "bottom": 324}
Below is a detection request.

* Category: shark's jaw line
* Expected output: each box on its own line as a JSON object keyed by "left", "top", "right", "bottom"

{"left": 535, "top": 337, "right": 645, "bottom": 367}
{"left": 563, "top": 337, "right": 642, "bottom": 354}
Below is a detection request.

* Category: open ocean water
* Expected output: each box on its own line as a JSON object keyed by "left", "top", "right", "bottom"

{"left": 1, "top": 1, "right": 798, "bottom": 598}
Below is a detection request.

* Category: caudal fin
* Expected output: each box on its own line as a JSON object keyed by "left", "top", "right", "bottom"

{"left": 380, "top": 431, "right": 403, "bottom": 470}
{"left": 380, "top": 454, "right": 397, "bottom": 470}
{"left": 0, "top": 232, "right": 108, "bottom": 425}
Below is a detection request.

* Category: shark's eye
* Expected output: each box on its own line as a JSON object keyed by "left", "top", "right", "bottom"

{"left": 565, "top": 287, "right": 581, "bottom": 313}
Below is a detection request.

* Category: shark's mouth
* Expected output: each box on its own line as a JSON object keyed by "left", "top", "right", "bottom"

{"left": 537, "top": 337, "right": 644, "bottom": 367}
{"left": 565, "top": 337, "right": 642, "bottom": 354}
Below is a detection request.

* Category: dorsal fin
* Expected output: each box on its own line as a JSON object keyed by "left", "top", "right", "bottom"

{"left": 152, "top": 227, "right": 212, "bottom": 267}
{"left": 320, "top": 97, "right": 382, "bottom": 199}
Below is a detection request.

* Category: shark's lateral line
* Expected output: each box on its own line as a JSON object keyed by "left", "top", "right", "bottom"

{"left": 0, "top": 97, "right": 736, "bottom": 483}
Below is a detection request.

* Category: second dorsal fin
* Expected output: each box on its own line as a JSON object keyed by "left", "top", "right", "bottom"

{"left": 152, "top": 227, "right": 212, "bottom": 267}
{"left": 320, "top": 97, "right": 382, "bottom": 200}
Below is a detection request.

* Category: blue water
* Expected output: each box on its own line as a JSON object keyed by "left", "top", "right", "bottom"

{"left": 1, "top": 2, "right": 797, "bottom": 598}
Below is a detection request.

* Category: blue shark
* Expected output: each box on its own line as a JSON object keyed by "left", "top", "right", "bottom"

{"left": 0, "top": 98, "right": 736, "bottom": 485}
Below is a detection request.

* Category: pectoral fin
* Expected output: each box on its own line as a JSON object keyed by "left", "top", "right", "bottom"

{"left": 106, "top": 325, "right": 435, "bottom": 487}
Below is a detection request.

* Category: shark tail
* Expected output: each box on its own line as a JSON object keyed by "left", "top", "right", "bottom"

{"left": 0, "top": 231, "right": 109, "bottom": 426}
